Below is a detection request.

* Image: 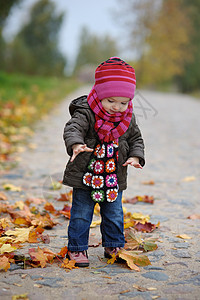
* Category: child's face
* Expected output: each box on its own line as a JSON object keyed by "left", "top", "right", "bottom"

{"left": 101, "top": 97, "right": 130, "bottom": 114}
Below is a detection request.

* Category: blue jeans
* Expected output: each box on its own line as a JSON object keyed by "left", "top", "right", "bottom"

{"left": 68, "top": 188, "right": 125, "bottom": 251}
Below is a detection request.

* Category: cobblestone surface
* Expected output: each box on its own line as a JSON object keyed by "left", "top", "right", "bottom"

{"left": 0, "top": 87, "right": 200, "bottom": 299}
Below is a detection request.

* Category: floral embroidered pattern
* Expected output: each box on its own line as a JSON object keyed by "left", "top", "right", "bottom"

{"left": 83, "top": 140, "right": 119, "bottom": 202}
{"left": 112, "top": 140, "right": 119, "bottom": 148}
{"left": 106, "top": 174, "right": 117, "bottom": 187}
{"left": 106, "top": 189, "right": 118, "bottom": 202}
{"left": 91, "top": 190, "right": 104, "bottom": 202}
{"left": 96, "top": 144, "right": 105, "bottom": 158}
{"left": 94, "top": 160, "right": 104, "bottom": 174}
{"left": 94, "top": 144, "right": 101, "bottom": 156}
{"left": 88, "top": 158, "right": 96, "bottom": 171}
{"left": 83, "top": 172, "right": 92, "bottom": 186}
{"left": 107, "top": 144, "right": 114, "bottom": 157}
{"left": 105, "top": 159, "right": 116, "bottom": 173}
{"left": 91, "top": 176, "right": 104, "bottom": 189}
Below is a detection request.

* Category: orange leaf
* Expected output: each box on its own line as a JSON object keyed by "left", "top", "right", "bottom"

{"left": 57, "top": 246, "right": 68, "bottom": 258}
{"left": 0, "top": 256, "right": 10, "bottom": 271}
{"left": 56, "top": 191, "right": 72, "bottom": 202}
{"left": 58, "top": 205, "right": 71, "bottom": 219}
{"left": 31, "top": 213, "right": 57, "bottom": 229}
{"left": 0, "top": 192, "right": 7, "bottom": 201}
{"left": 61, "top": 258, "right": 78, "bottom": 270}
{"left": 187, "top": 214, "right": 200, "bottom": 220}
{"left": 44, "top": 202, "right": 56, "bottom": 214}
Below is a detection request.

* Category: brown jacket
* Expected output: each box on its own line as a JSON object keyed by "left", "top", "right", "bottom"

{"left": 62, "top": 95, "right": 145, "bottom": 190}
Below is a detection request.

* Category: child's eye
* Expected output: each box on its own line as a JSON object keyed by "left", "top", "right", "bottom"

{"left": 122, "top": 102, "right": 128, "bottom": 105}
{"left": 108, "top": 100, "right": 114, "bottom": 103}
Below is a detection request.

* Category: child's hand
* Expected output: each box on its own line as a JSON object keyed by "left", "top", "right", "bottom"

{"left": 71, "top": 144, "right": 93, "bottom": 162}
{"left": 123, "top": 157, "right": 143, "bottom": 169}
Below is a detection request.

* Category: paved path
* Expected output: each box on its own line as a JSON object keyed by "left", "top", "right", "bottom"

{"left": 0, "top": 87, "right": 200, "bottom": 300}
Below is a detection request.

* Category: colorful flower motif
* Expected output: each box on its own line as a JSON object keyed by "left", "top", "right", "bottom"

{"left": 91, "top": 176, "right": 104, "bottom": 189}
{"left": 83, "top": 172, "right": 92, "bottom": 186}
{"left": 107, "top": 144, "right": 114, "bottom": 157}
{"left": 88, "top": 158, "right": 96, "bottom": 171}
{"left": 94, "top": 160, "right": 104, "bottom": 174}
{"left": 94, "top": 144, "right": 100, "bottom": 156}
{"left": 106, "top": 188, "right": 118, "bottom": 202}
{"left": 91, "top": 190, "right": 104, "bottom": 202}
{"left": 106, "top": 174, "right": 117, "bottom": 187}
{"left": 112, "top": 140, "right": 119, "bottom": 148}
{"left": 105, "top": 159, "right": 116, "bottom": 173}
{"left": 96, "top": 144, "right": 105, "bottom": 158}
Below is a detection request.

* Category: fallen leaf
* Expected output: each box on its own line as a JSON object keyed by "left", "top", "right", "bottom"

{"left": 90, "top": 219, "right": 101, "bottom": 228}
{"left": 61, "top": 258, "right": 78, "bottom": 270}
{"left": 0, "top": 192, "right": 7, "bottom": 201}
{"left": 124, "top": 195, "right": 154, "bottom": 204}
{"left": 31, "top": 213, "right": 57, "bottom": 229}
{"left": 187, "top": 214, "right": 200, "bottom": 220}
{"left": 0, "top": 256, "right": 10, "bottom": 271}
{"left": 141, "top": 180, "right": 155, "bottom": 185}
{"left": 118, "top": 249, "right": 151, "bottom": 271}
{"left": 119, "top": 290, "right": 130, "bottom": 294}
{"left": 33, "top": 284, "right": 42, "bottom": 288}
{"left": 134, "top": 221, "right": 160, "bottom": 233}
{"left": 57, "top": 246, "right": 68, "bottom": 258}
{"left": 182, "top": 176, "right": 196, "bottom": 182}
{"left": 0, "top": 243, "right": 17, "bottom": 254}
{"left": 25, "top": 197, "right": 45, "bottom": 206}
{"left": 44, "top": 202, "right": 56, "bottom": 214}
{"left": 3, "top": 183, "right": 22, "bottom": 192}
{"left": 29, "top": 247, "right": 55, "bottom": 268}
{"left": 176, "top": 234, "right": 192, "bottom": 240}
{"left": 56, "top": 191, "right": 72, "bottom": 202}
{"left": 58, "top": 205, "right": 71, "bottom": 219}
{"left": 5, "top": 227, "right": 33, "bottom": 243}
{"left": 14, "top": 201, "right": 25, "bottom": 210}
{"left": 12, "top": 293, "right": 29, "bottom": 300}
{"left": 131, "top": 213, "right": 150, "bottom": 223}
{"left": 133, "top": 284, "right": 147, "bottom": 292}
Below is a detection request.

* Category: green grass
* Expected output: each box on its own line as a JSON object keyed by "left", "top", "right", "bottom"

{"left": 0, "top": 71, "right": 81, "bottom": 170}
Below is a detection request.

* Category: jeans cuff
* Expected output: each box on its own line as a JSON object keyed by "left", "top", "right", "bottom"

{"left": 68, "top": 245, "right": 88, "bottom": 251}
{"left": 102, "top": 243, "right": 125, "bottom": 248}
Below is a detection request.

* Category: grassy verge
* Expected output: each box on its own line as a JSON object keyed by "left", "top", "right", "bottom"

{"left": 0, "top": 72, "right": 80, "bottom": 171}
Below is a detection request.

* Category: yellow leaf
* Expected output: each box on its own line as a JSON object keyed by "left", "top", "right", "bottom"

{"left": 61, "top": 258, "right": 78, "bottom": 270}
{"left": 107, "top": 253, "right": 117, "bottom": 265}
{"left": 132, "top": 212, "right": 150, "bottom": 223}
{"left": 5, "top": 227, "right": 33, "bottom": 243}
{"left": 12, "top": 293, "right": 29, "bottom": 300}
{"left": 176, "top": 234, "right": 192, "bottom": 240}
{"left": 182, "top": 176, "right": 196, "bottom": 182}
{"left": 90, "top": 219, "right": 101, "bottom": 228}
{"left": 14, "top": 201, "right": 25, "bottom": 210}
{"left": 0, "top": 243, "right": 17, "bottom": 254}
{"left": 3, "top": 184, "right": 22, "bottom": 192}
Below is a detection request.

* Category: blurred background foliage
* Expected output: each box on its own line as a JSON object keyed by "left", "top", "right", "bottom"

{"left": 0, "top": 0, "right": 200, "bottom": 169}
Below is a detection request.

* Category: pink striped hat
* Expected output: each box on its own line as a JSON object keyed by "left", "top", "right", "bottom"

{"left": 94, "top": 57, "right": 136, "bottom": 100}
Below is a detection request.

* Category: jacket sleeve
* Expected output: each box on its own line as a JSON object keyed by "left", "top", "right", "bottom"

{"left": 63, "top": 109, "right": 90, "bottom": 156}
{"left": 127, "top": 115, "right": 145, "bottom": 166}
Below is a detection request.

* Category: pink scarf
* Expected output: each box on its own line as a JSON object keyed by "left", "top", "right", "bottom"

{"left": 87, "top": 86, "right": 133, "bottom": 142}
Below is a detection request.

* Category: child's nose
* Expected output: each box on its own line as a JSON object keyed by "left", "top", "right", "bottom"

{"left": 113, "top": 103, "right": 121, "bottom": 111}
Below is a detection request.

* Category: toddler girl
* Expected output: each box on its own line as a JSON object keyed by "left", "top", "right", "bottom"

{"left": 63, "top": 57, "right": 145, "bottom": 267}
